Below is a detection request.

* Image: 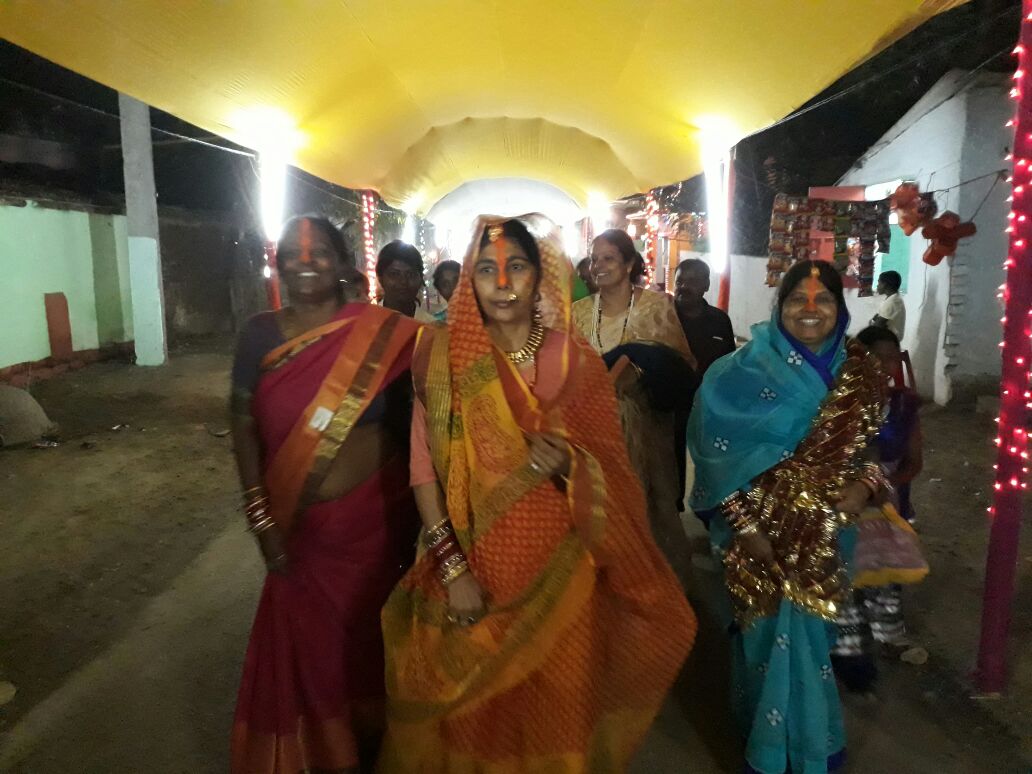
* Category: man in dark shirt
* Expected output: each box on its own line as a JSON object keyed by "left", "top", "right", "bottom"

{"left": 673, "top": 259, "right": 736, "bottom": 511}
{"left": 674, "top": 259, "right": 736, "bottom": 372}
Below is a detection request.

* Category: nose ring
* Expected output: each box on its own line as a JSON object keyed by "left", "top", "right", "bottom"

{"left": 507, "top": 292, "right": 519, "bottom": 302}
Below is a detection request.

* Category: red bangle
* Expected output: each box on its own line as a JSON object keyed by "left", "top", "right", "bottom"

{"left": 432, "top": 536, "right": 459, "bottom": 561}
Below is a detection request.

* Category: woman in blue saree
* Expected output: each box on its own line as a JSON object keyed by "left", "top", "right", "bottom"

{"left": 687, "top": 261, "right": 888, "bottom": 773}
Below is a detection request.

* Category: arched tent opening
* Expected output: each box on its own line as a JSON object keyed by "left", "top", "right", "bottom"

{"left": 427, "top": 177, "right": 584, "bottom": 260}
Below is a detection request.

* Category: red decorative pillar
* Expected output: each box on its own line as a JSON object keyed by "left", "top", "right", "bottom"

{"left": 644, "top": 190, "right": 659, "bottom": 285}
{"left": 975, "top": 5, "right": 1032, "bottom": 694}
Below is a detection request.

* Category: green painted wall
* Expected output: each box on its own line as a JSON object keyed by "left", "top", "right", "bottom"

{"left": 0, "top": 201, "right": 132, "bottom": 369}
{"left": 89, "top": 213, "right": 133, "bottom": 345}
{"left": 874, "top": 224, "right": 911, "bottom": 294}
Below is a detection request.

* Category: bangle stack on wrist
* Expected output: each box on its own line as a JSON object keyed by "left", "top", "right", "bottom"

{"left": 243, "top": 486, "right": 274, "bottom": 534}
{"left": 720, "top": 491, "right": 760, "bottom": 536}
{"left": 424, "top": 518, "right": 469, "bottom": 585}
{"left": 858, "top": 463, "right": 889, "bottom": 499}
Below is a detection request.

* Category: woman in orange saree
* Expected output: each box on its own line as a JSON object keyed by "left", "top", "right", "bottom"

{"left": 379, "top": 215, "right": 696, "bottom": 773}
{"left": 230, "top": 216, "right": 422, "bottom": 774}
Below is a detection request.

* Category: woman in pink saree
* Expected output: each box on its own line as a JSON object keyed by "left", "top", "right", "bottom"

{"left": 229, "top": 216, "right": 422, "bottom": 773}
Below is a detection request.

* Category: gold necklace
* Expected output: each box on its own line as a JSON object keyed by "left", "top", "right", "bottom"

{"left": 505, "top": 320, "right": 546, "bottom": 365}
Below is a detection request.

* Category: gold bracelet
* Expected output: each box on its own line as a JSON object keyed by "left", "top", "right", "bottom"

{"left": 248, "top": 515, "right": 275, "bottom": 534}
{"left": 244, "top": 497, "right": 270, "bottom": 519}
{"left": 438, "top": 553, "right": 469, "bottom": 585}
{"left": 245, "top": 500, "right": 270, "bottom": 520}
{"left": 438, "top": 552, "right": 466, "bottom": 572}
{"left": 425, "top": 517, "right": 449, "bottom": 533}
{"left": 424, "top": 519, "right": 454, "bottom": 549}
{"left": 720, "top": 491, "right": 759, "bottom": 535}
{"left": 441, "top": 561, "right": 469, "bottom": 585}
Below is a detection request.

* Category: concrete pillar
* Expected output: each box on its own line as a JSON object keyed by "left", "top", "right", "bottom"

{"left": 118, "top": 93, "right": 167, "bottom": 366}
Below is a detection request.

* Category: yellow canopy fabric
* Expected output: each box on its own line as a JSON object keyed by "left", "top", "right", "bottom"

{"left": 0, "top": 0, "right": 967, "bottom": 214}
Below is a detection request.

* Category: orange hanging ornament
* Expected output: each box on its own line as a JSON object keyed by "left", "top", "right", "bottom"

{"left": 921, "top": 211, "right": 977, "bottom": 266}
{"left": 891, "top": 183, "right": 938, "bottom": 236}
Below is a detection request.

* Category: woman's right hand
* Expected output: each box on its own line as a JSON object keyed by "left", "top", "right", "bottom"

{"left": 256, "top": 525, "right": 289, "bottom": 574}
{"left": 738, "top": 530, "right": 775, "bottom": 566}
{"left": 447, "top": 572, "right": 487, "bottom": 627}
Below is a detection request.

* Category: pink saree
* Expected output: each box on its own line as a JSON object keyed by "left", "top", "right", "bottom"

{"left": 232, "top": 303, "right": 422, "bottom": 773}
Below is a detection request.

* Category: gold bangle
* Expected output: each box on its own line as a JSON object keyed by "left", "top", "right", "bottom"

{"left": 441, "top": 562, "right": 469, "bottom": 585}
{"left": 424, "top": 519, "right": 454, "bottom": 549}
{"left": 736, "top": 521, "right": 760, "bottom": 537}
{"left": 248, "top": 515, "right": 275, "bottom": 534}
{"left": 720, "top": 490, "right": 759, "bottom": 535}
{"left": 438, "top": 552, "right": 466, "bottom": 572}
{"left": 425, "top": 517, "right": 449, "bottom": 533}
{"left": 244, "top": 497, "right": 271, "bottom": 517}
{"left": 245, "top": 502, "right": 270, "bottom": 521}
{"left": 438, "top": 553, "right": 469, "bottom": 584}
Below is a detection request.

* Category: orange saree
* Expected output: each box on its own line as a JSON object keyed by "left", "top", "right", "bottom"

{"left": 379, "top": 216, "right": 696, "bottom": 773}
{"left": 232, "top": 303, "right": 422, "bottom": 774}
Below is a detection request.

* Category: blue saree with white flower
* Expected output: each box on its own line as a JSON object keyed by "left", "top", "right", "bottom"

{"left": 687, "top": 309, "right": 886, "bottom": 774}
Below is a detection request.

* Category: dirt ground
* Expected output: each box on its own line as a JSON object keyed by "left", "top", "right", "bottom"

{"left": 0, "top": 341, "right": 1029, "bottom": 772}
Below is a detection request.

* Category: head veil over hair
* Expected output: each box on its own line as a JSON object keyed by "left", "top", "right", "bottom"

{"left": 380, "top": 214, "right": 695, "bottom": 772}
{"left": 445, "top": 212, "right": 575, "bottom": 416}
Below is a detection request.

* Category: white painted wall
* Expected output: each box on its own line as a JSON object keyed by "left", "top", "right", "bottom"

{"left": 952, "top": 79, "right": 1010, "bottom": 383}
{"left": 839, "top": 70, "right": 1007, "bottom": 402}
{"left": 837, "top": 74, "right": 964, "bottom": 403}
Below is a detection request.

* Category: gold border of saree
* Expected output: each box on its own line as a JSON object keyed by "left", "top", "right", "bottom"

{"left": 261, "top": 305, "right": 419, "bottom": 532}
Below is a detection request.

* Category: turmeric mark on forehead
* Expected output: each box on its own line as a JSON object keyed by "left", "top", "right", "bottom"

{"left": 804, "top": 265, "right": 821, "bottom": 311}
{"left": 489, "top": 225, "right": 508, "bottom": 288}
{"left": 299, "top": 218, "right": 313, "bottom": 264}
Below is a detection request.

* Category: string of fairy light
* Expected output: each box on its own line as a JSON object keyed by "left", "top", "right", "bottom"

{"left": 361, "top": 191, "right": 378, "bottom": 299}
{"left": 990, "top": 37, "right": 1032, "bottom": 503}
